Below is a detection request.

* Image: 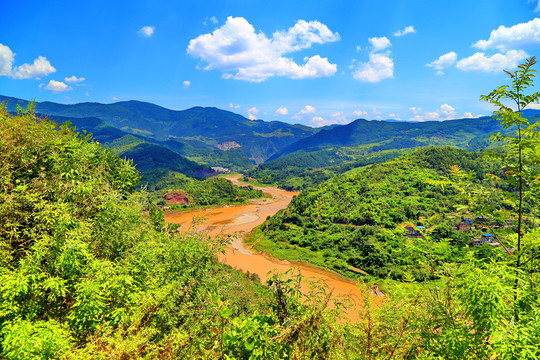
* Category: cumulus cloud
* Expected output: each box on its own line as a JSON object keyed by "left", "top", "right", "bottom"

{"left": 44, "top": 80, "right": 72, "bottom": 93}
{"left": 300, "top": 105, "right": 316, "bottom": 114}
{"left": 388, "top": 113, "right": 401, "bottom": 120}
{"left": 275, "top": 106, "right": 288, "bottom": 115}
{"left": 229, "top": 103, "right": 240, "bottom": 109}
{"left": 247, "top": 106, "right": 259, "bottom": 120}
{"left": 368, "top": 36, "right": 391, "bottom": 52}
{"left": 352, "top": 109, "right": 368, "bottom": 117}
{"left": 426, "top": 51, "right": 457, "bottom": 75}
{"left": 353, "top": 52, "right": 394, "bottom": 82}
{"left": 138, "top": 26, "right": 155, "bottom": 38}
{"left": 65, "top": 75, "right": 85, "bottom": 83}
{"left": 393, "top": 25, "right": 416, "bottom": 37}
{"left": 0, "top": 44, "right": 56, "bottom": 80}
{"left": 183, "top": 80, "right": 191, "bottom": 88}
{"left": 409, "top": 104, "right": 457, "bottom": 121}
{"left": 187, "top": 16, "right": 339, "bottom": 82}
{"left": 0, "top": 43, "right": 15, "bottom": 76}
{"left": 12, "top": 56, "right": 55, "bottom": 79}
{"left": 456, "top": 50, "right": 528, "bottom": 72}
{"left": 352, "top": 36, "right": 394, "bottom": 83}
{"left": 311, "top": 116, "right": 334, "bottom": 127}
{"left": 330, "top": 111, "right": 350, "bottom": 124}
{"left": 112, "top": 97, "right": 119, "bottom": 101}
{"left": 473, "top": 18, "right": 540, "bottom": 51}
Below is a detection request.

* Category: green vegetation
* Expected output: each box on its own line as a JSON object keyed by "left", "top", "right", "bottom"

{"left": 146, "top": 171, "right": 265, "bottom": 208}
{"left": 2, "top": 58, "right": 540, "bottom": 359}
{"left": 245, "top": 146, "right": 409, "bottom": 190}
{"left": 1, "top": 96, "right": 318, "bottom": 162}
{"left": 250, "top": 147, "right": 511, "bottom": 279}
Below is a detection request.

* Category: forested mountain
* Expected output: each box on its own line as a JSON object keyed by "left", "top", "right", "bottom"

{"left": 0, "top": 95, "right": 318, "bottom": 163}
{"left": 250, "top": 147, "right": 510, "bottom": 279}
{"left": 271, "top": 112, "right": 540, "bottom": 160}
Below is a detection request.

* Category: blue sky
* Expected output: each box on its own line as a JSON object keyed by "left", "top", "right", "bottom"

{"left": 1, "top": 0, "right": 540, "bottom": 126}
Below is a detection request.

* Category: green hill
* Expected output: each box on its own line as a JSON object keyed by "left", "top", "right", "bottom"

{"left": 0, "top": 95, "right": 318, "bottom": 162}
{"left": 250, "top": 147, "right": 508, "bottom": 279}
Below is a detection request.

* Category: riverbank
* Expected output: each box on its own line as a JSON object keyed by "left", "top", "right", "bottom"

{"left": 164, "top": 174, "right": 376, "bottom": 319}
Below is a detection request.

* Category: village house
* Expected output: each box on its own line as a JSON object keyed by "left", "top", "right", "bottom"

{"left": 405, "top": 225, "right": 425, "bottom": 238}
{"left": 464, "top": 217, "right": 474, "bottom": 226}
{"left": 469, "top": 233, "right": 499, "bottom": 247}
{"left": 454, "top": 221, "right": 470, "bottom": 232}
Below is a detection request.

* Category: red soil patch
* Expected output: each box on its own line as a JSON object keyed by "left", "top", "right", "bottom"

{"left": 163, "top": 191, "right": 190, "bottom": 204}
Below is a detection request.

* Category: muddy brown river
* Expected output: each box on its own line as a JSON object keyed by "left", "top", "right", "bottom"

{"left": 165, "top": 175, "right": 374, "bottom": 319}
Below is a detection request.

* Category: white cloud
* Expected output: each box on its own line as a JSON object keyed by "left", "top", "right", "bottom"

{"left": 393, "top": 26, "right": 416, "bottom": 37}
{"left": 525, "top": 103, "right": 540, "bottom": 109}
{"left": 388, "top": 113, "right": 401, "bottom": 120}
{"left": 271, "top": 19, "right": 340, "bottom": 53}
{"left": 440, "top": 103, "right": 456, "bottom": 119}
{"left": 187, "top": 16, "right": 339, "bottom": 82}
{"left": 368, "top": 36, "right": 391, "bottom": 52}
{"left": 473, "top": 18, "right": 540, "bottom": 51}
{"left": 275, "top": 106, "right": 288, "bottom": 115}
{"left": 229, "top": 103, "right": 240, "bottom": 109}
{"left": 356, "top": 45, "right": 361, "bottom": 52}
{"left": 44, "top": 80, "right": 71, "bottom": 93}
{"left": 204, "top": 16, "right": 218, "bottom": 26}
{"left": 247, "top": 106, "right": 259, "bottom": 120}
{"left": 456, "top": 50, "right": 528, "bottom": 72}
{"left": 64, "top": 75, "right": 85, "bottom": 83}
{"left": 372, "top": 107, "right": 381, "bottom": 115}
{"left": 85, "top": 92, "right": 89, "bottom": 97}
{"left": 409, "top": 104, "right": 457, "bottom": 121}
{"left": 353, "top": 52, "right": 394, "bottom": 82}
{"left": 138, "top": 26, "right": 155, "bottom": 38}
{"left": 0, "top": 43, "right": 14, "bottom": 76}
{"left": 311, "top": 116, "right": 333, "bottom": 127}
{"left": 183, "top": 80, "right": 191, "bottom": 89}
{"left": 12, "top": 56, "right": 55, "bottom": 79}
{"left": 112, "top": 97, "right": 119, "bottom": 101}
{"left": 330, "top": 111, "right": 350, "bottom": 124}
{"left": 426, "top": 51, "right": 457, "bottom": 75}
{"left": 409, "top": 107, "right": 422, "bottom": 115}
{"left": 300, "top": 105, "right": 315, "bottom": 114}
{"left": 352, "top": 109, "right": 368, "bottom": 117}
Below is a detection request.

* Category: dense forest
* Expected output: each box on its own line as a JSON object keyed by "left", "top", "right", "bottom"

{"left": 248, "top": 147, "right": 511, "bottom": 279}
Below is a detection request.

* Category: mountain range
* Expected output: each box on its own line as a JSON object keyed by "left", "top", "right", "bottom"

{"left": 4, "top": 94, "right": 540, "bottom": 188}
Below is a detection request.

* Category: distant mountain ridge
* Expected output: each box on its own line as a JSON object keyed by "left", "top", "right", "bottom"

{"left": 0, "top": 95, "right": 317, "bottom": 163}
{"left": 270, "top": 112, "right": 540, "bottom": 159}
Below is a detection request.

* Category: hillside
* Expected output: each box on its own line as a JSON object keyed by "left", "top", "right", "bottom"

{"left": 0, "top": 95, "right": 318, "bottom": 163}
{"left": 270, "top": 112, "right": 540, "bottom": 160}
{"left": 250, "top": 147, "right": 509, "bottom": 279}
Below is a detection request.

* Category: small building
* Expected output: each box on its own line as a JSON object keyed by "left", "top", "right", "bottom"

{"left": 505, "top": 219, "right": 514, "bottom": 226}
{"left": 481, "top": 233, "right": 495, "bottom": 243}
{"left": 405, "top": 225, "right": 424, "bottom": 238}
{"left": 470, "top": 233, "right": 498, "bottom": 247}
{"left": 469, "top": 238, "right": 484, "bottom": 246}
{"left": 464, "top": 217, "right": 474, "bottom": 226}
{"left": 475, "top": 216, "right": 492, "bottom": 224}
{"left": 455, "top": 222, "right": 470, "bottom": 232}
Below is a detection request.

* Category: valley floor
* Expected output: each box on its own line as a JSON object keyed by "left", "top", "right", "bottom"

{"left": 164, "top": 174, "right": 374, "bottom": 319}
